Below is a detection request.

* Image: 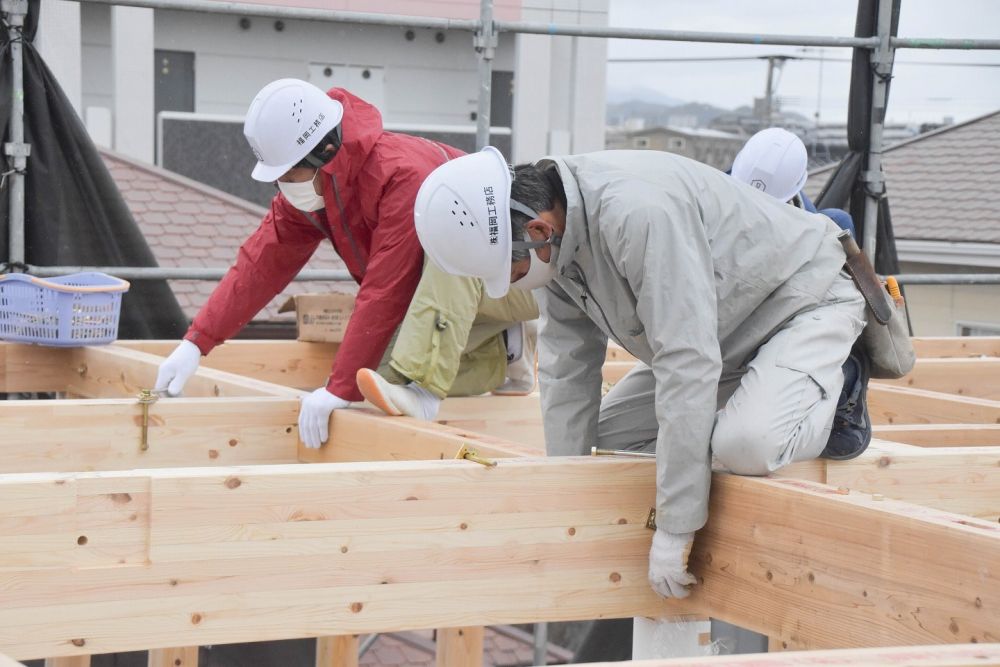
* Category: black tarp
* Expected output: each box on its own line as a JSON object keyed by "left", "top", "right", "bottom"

{"left": 0, "top": 0, "right": 186, "bottom": 339}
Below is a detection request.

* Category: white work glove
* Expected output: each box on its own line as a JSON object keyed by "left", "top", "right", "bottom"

{"left": 154, "top": 340, "right": 202, "bottom": 396}
{"left": 648, "top": 529, "right": 698, "bottom": 599}
{"left": 298, "top": 387, "right": 351, "bottom": 448}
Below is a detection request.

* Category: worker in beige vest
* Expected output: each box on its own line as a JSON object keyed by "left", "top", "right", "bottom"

{"left": 413, "top": 147, "right": 869, "bottom": 599}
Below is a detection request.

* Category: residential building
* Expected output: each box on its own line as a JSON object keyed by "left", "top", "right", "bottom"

{"left": 37, "top": 0, "right": 609, "bottom": 201}
{"left": 606, "top": 125, "right": 746, "bottom": 170}
{"left": 806, "top": 110, "right": 1000, "bottom": 336}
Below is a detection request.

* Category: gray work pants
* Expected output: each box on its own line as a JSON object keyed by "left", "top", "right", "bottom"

{"left": 597, "top": 274, "right": 866, "bottom": 475}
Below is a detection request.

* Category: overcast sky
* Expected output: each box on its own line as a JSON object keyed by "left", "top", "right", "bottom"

{"left": 606, "top": 0, "right": 1000, "bottom": 126}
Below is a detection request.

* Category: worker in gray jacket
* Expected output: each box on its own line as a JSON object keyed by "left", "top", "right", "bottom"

{"left": 413, "top": 147, "right": 869, "bottom": 599}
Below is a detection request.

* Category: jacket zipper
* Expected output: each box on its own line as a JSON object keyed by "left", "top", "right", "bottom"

{"left": 570, "top": 262, "right": 625, "bottom": 346}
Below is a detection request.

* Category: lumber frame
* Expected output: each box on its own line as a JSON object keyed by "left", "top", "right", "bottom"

{"left": 911, "top": 336, "right": 1000, "bottom": 358}
{"left": 879, "top": 357, "right": 1000, "bottom": 400}
{"left": 873, "top": 423, "right": 1000, "bottom": 447}
{"left": 315, "top": 635, "right": 358, "bottom": 667}
{"left": 0, "top": 343, "right": 72, "bottom": 394}
{"left": 112, "top": 340, "right": 338, "bottom": 390}
{"left": 3, "top": 337, "right": 1000, "bottom": 664}
{"left": 578, "top": 644, "right": 1000, "bottom": 666}
{"left": 869, "top": 383, "right": 1000, "bottom": 425}
{"left": 0, "top": 459, "right": 999, "bottom": 659}
{"left": 67, "top": 347, "right": 301, "bottom": 399}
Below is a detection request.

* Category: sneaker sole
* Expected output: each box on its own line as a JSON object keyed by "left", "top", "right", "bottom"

{"left": 821, "top": 351, "right": 873, "bottom": 461}
{"left": 356, "top": 369, "right": 403, "bottom": 417}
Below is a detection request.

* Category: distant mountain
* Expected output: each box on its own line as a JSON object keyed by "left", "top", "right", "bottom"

{"left": 606, "top": 84, "right": 684, "bottom": 107}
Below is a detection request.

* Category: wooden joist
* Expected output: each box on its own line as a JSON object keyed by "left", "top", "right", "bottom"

{"left": 113, "top": 340, "right": 338, "bottom": 391}
{"left": 879, "top": 357, "right": 1000, "bottom": 400}
{"left": 1, "top": 459, "right": 999, "bottom": 658}
{"left": 777, "top": 442, "right": 1000, "bottom": 521}
{"left": 0, "top": 343, "right": 72, "bottom": 394}
{"left": 873, "top": 423, "right": 1000, "bottom": 447}
{"left": 67, "top": 347, "right": 301, "bottom": 399}
{"left": 869, "top": 384, "right": 1000, "bottom": 425}
{"left": 579, "top": 643, "right": 1000, "bottom": 666}
{"left": 0, "top": 397, "right": 300, "bottom": 473}
{"left": 911, "top": 337, "right": 1000, "bottom": 359}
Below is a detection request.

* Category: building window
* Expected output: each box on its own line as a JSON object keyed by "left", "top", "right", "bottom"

{"left": 956, "top": 321, "right": 1000, "bottom": 336}
{"left": 669, "top": 138, "right": 685, "bottom": 150}
{"left": 634, "top": 137, "right": 650, "bottom": 148}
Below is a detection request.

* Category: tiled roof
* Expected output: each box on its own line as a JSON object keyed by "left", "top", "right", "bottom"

{"left": 101, "top": 149, "right": 354, "bottom": 323}
{"left": 806, "top": 110, "right": 1000, "bottom": 244}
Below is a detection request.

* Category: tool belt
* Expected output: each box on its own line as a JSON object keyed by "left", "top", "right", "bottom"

{"left": 838, "top": 231, "right": 916, "bottom": 379}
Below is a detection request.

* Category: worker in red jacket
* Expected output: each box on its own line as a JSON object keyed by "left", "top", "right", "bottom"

{"left": 154, "top": 79, "right": 538, "bottom": 447}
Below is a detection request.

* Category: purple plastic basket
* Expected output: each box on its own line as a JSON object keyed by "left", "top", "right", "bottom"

{"left": 0, "top": 272, "right": 131, "bottom": 347}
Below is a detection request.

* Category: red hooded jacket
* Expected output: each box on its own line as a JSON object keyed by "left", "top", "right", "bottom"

{"left": 185, "top": 89, "right": 464, "bottom": 401}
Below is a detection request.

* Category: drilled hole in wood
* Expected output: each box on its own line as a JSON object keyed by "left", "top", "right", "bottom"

{"left": 229, "top": 439, "right": 238, "bottom": 447}
{"left": 77, "top": 535, "right": 88, "bottom": 546}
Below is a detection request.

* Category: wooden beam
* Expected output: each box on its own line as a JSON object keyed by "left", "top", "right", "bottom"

{"left": 43, "top": 658, "right": 89, "bottom": 667}
{"left": 604, "top": 361, "right": 637, "bottom": 384}
{"left": 874, "top": 424, "right": 1000, "bottom": 447}
{"left": 912, "top": 337, "right": 1000, "bottom": 359}
{"left": 777, "top": 443, "right": 1000, "bottom": 522}
{"left": 869, "top": 384, "right": 1000, "bottom": 425}
{"left": 67, "top": 347, "right": 301, "bottom": 399}
{"left": 0, "top": 343, "right": 72, "bottom": 394}
{"left": 1, "top": 460, "right": 999, "bottom": 658}
{"left": 0, "top": 397, "right": 299, "bottom": 473}
{"left": 315, "top": 636, "right": 358, "bottom": 667}
{"left": 148, "top": 647, "right": 198, "bottom": 667}
{"left": 879, "top": 358, "right": 1000, "bottom": 401}
{"left": 298, "top": 408, "right": 540, "bottom": 464}
{"left": 435, "top": 395, "right": 545, "bottom": 450}
{"left": 114, "top": 341, "right": 338, "bottom": 390}
{"left": 436, "top": 627, "right": 483, "bottom": 667}
{"left": 577, "top": 644, "right": 1000, "bottom": 666}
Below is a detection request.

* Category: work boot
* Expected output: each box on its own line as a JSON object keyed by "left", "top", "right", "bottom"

{"left": 356, "top": 369, "right": 441, "bottom": 420}
{"left": 821, "top": 350, "right": 872, "bottom": 460}
{"left": 493, "top": 321, "right": 538, "bottom": 396}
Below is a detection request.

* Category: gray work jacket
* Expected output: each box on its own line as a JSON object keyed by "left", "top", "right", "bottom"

{"left": 537, "top": 150, "right": 847, "bottom": 534}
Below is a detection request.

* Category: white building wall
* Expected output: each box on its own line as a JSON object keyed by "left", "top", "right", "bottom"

{"left": 70, "top": 0, "right": 607, "bottom": 166}
{"left": 111, "top": 6, "right": 155, "bottom": 163}
{"left": 899, "top": 261, "right": 1000, "bottom": 336}
{"left": 36, "top": 0, "right": 82, "bottom": 114}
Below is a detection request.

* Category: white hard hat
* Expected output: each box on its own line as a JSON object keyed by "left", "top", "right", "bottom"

{"left": 244, "top": 79, "right": 344, "bottom": 182}
{"left": 731, "top": 128, "right": 808, "bottom": 203}
{"left": 414, "top": 146, "right": 514, "bottom": 299}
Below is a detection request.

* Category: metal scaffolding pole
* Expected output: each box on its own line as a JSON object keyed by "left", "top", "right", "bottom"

{"left": 2, "top": 0, "right": 29, "bottom": 271}
{"left": 22, "top": 264, "right": 353, "bottom": 281}
{"left": 894, "top": 274, "right": 1000, "bottom": 286}
{"left": 77, "top": 0, "right": 479, "bottom": 31}
{"left": 474, "top": 0, "right": 495, "bottom": 151}
{"left": 861, "top": 0, "right": 896, "bottom": 264}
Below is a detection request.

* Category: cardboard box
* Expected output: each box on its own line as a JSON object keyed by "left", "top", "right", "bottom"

{"left": 278, "top": 293, "right": 355, "bottom": 343}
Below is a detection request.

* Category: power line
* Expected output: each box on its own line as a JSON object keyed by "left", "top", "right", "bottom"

{"left": 608, "top": 55, "right": 1000, "bottom": 67}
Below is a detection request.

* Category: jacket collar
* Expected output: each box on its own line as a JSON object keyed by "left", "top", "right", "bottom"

{"left": 542, "top": 157, "right": 590, "bottom": 276}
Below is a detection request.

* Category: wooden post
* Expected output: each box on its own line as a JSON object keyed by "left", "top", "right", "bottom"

{"left": 316, "top": 635, "right": 358, "bottom": 667}
{"left": 43, "top": 658, "right": 90, "bottom": 667}
{"left": 436, "top": 627, "right": 483, "bottom": 667}
{"left": 148, "top": 647, "right": 198, "bottom": 667}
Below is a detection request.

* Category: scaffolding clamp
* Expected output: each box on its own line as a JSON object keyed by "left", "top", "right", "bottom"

{"left": 455, "top": 444, "right": 497, "bottom": 468}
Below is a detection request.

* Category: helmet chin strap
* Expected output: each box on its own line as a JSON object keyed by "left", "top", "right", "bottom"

{"left": 509, "top": 198, "right": 561, "bottom": 251}
{"left": 298, "top": 125, "right": 343, "bottom": 170}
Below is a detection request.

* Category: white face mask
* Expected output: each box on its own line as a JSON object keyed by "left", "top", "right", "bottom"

{"left": 510, "top": 234, "right": 559, "bottom": 291}
{"left": 277, "top": 172, "right": 325, "bottom": 211}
